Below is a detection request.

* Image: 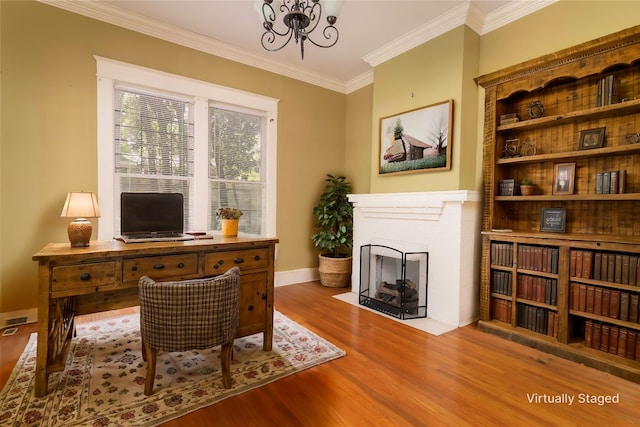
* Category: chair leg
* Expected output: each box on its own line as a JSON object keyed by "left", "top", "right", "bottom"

{"left": 143, "top": 342, "right": 157, "bottom": 396}
{"left": 221, "top": 341, "right": 233, "bottom": 389}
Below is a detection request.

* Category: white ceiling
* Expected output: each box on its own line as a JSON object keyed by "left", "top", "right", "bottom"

{"left": 42, "top": 0, "right": 555, "bottom": 93}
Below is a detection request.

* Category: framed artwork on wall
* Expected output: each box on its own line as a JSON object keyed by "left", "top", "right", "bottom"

{"left": 378, "top": 100, "right": 453, "bottom": 175}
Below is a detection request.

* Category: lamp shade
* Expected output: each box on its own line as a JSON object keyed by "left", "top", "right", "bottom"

{"left": 60, "top": 192, "right": 100, "bottom": 247}
{"left": 60, "top": 192, "right": 101, "bottom": 219}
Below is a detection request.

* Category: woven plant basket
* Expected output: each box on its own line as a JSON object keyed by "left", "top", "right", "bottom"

{"left": 318, "top": 254, "right": 352, "bottom": 288}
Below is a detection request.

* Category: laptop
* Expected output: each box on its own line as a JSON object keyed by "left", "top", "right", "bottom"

{"left": 119, "top": 192, "right": 194, "bottom": 243}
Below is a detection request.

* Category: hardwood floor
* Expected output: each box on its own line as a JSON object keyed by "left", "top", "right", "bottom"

{"left": 3, "top": 281, "right": 640, "bottom": 426}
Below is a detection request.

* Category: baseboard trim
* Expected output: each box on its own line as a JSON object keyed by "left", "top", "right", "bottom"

{"left": 275, "top": 268, "right": 319, "bottom": 287}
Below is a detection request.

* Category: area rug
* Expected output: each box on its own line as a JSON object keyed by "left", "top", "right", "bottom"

{"left": 333, "top": 292, "right": 457, "bottom": 336}
{"left": 0, "top": 310, "right": 345, "bottom": 426}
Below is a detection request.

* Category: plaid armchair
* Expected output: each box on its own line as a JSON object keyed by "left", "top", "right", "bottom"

{"left": 138, "top": 266, "right": 240, "bottom": 395}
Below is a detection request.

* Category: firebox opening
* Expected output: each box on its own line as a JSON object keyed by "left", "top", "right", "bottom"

{"left": 359, "top": 244, "right": 428, "bottom": 320}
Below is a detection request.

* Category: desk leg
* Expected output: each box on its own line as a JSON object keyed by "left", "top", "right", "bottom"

{"left": 35, "top": 264, "right": 51, "bottom": 397}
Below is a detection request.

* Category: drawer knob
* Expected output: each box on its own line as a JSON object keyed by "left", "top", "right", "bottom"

{"left": 153, "top": 264, "right": 165, "bottom": 270}
{"left": 261, "top": 293, "right": 267, "bottom": 300}
{"left": 254, "top": 255, "right": 261, "bottom": 261}
{"left": 80, "top": 273, "right": 91, "bottom": 281}
{"left": 234, "top": 257, "right": 245, "bottom": 264}
{"left": 213, "top": 264, "right": 219, "bottom": 269}
{"left": 132, "top": 266, "right": 138, "bottom": 271}
{"left": 177, "top": 263, "right": 185, "bottom": 268}
{"left": 248, "top": 305, "right": 254, "bottom": 311}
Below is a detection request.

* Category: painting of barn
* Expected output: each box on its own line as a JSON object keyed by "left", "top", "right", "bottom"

{"left": 379, "top": 100, "right": 453, "bottom": 175}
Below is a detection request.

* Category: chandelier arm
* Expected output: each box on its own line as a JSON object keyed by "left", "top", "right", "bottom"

{"left": 298, "top": 1, "right": 322, "bottom": 36}
{"left": 305, "top": 24, "right": 339, "bottom": 48}
{"left": 261, "top": 29, "right": 295, "bottom": 52}
{"left": 262, "top": 2, "right": 292, "bottom": 37}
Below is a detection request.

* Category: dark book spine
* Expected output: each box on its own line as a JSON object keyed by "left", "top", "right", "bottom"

{"left": 620, "top": 292, "right": 630, "bottom": 322}
{"left": 617, "top": 328, "right": 628, "bottom": 357}
{"left": 594, "top": 286, "right": 603, "bottom": 316}
{"left": 593, "top": 322, "right": 602, "bottom": 350}
{"left": 609, "top": 326, "right": 619, "bottom": 354}
{"left": 594, "top": 252, "right": 602, "bottom": 280}
{"left": 630, "top": 294, "right": 639, "bottom": 323}
{"left": 585, "top": 320, "right": 593, "bottom": 348}
{"left": 610, "top": 290, "right": 621, "bottom": 319}
{"left": 583, "top": 251, "right": 593, "bottom": 279}
{"left": 627, "top": 330, "right": 637, "bottom": 360}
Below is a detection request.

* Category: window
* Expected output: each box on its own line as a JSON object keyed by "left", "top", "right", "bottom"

{"left": 96, "top": 57, "right": 278, "bottom": 239}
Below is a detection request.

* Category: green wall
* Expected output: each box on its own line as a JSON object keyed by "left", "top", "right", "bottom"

{"left": 0, "top": 1, "right": 345, "bottom": 312}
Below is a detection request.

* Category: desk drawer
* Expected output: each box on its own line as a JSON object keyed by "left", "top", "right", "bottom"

{"left": 204, "top": 248, "right": 269, "bottom": 275}
{"left": 123, "top": 253, "right": 199, "bottom": 283}
{"left": 52, "top": 262, "right": 117, "bottom": 292}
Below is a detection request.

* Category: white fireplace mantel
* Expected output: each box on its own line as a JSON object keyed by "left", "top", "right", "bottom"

{"left": 348, "top": 190, "right": 482, "bottom": 327}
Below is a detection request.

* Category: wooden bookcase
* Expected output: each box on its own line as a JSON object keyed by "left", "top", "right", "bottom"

{"left": 476, "top": 25, "right": 640, "bottom": 382}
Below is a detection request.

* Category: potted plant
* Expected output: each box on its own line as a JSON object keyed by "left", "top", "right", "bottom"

{"left": 217, "top": 207, "right": 243, "bottom": 236}
{"left": 312, "top": 174, "right": 353, "bottom": 287}
{"left": 520, "top": 179, "right": 535, "bottom": 196}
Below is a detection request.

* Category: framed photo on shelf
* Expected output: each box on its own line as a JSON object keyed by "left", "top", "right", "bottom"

{"left": 540, "top": 208, "right": 566, "bottom": 232}
{"left": 578, "top": 126, "right": 606, "bottom": 150}
{"left": 378, "top": 100, "right": 453, "bottom": 175}
{"left": 553, "top": 162, "right": 575, "bottom": 195}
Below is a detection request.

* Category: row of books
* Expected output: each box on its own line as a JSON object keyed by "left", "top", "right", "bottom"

{"left": 516, "top": 303, "right": 558, "bottom": 338}
{"left": 585, "top": 320, "right": 638, "bottom": 361}
{"left": 595, "top": 170, "right": 626, "bottom": 194}
{"left": 571, "top": 250, "right": 640, "bottom": 285}
{"left": 571, "top": 283, "right": 640, "bottom": 322}
{"left": 491, "top": 298, "right": 512, "bottom": 324}
{"left": 517, "top": 245, "right": 559, "bottom": 274}
{"left": 491, "top": 242, "right": 513, "bottom": 267}
{"left": 491, "top": 270, "right": 512, "bottom": 296}
{"left": 595, "top": 74, "right": 621, "bottom": 107}
{"left": 517, "top": 275, "right": 558, "bottom": 306}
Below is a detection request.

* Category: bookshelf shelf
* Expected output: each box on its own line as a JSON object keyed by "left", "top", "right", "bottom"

{"left": 496, "top": 98, "right": 640, "bottom": 132}
{"left": 477, "top": 25, "right": 640, "bottom": 383}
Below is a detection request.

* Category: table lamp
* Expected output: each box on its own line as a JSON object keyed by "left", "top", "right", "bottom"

{"left": 60, "top": 191, "right": 101, "bottom": 247}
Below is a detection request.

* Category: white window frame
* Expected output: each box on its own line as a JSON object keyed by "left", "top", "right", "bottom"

{"left": 95, "top": 56, "right": 278, "bottom": 240}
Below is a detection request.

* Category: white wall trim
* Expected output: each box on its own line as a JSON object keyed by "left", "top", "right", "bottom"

{"left": 275, "top": 267, "right": 319, "bottom": 287}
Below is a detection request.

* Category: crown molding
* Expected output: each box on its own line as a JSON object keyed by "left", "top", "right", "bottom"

{"left": 346, "top": 70, "right": 374, "bottom": 93}
{"left": 482, "top": 0, "right": 558, "bottom": 35}
{"left": 362, "top": 2, "right": 469, "bottom": 68}
{"left": 38, "top": 0, "right": 349, "bottom": 94}
{"left": 38, "top": 0, "right": 555, "bottom": 95}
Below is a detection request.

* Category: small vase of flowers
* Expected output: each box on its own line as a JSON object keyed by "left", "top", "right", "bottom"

{"left": 216, "top": 207, "right": 243, "bottom": 236}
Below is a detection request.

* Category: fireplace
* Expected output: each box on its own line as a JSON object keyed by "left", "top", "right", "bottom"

{"left": 359, "top": 244, "right": 428, "bottom": 319}
{"left": 348, "top": 191, "right": 481, "bottom": 327}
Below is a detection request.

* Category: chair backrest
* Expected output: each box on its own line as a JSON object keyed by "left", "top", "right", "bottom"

{"left": 138, "top": 266, "right": 240, "bottom": 352}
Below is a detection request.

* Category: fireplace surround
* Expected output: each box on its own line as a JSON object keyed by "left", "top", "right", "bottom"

{"left": 348, "top": 191, "right": 481, "bottom": 327}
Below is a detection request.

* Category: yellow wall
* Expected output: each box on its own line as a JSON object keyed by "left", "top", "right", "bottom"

{"left": 0, "top": 1, "right": 345, "bottom": 312}
{"left": 345, "top": 85, "right": 373, "bottom": 194}
{"left": 2, "top": 0, "right": 640, "bottom": 313}
{"left": 370, "top": 26, "right": 480, "bottom": 193}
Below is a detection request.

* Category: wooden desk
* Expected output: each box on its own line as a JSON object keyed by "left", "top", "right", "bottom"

{"left": 32, "top": 237, "right": 278, "bottom": 397}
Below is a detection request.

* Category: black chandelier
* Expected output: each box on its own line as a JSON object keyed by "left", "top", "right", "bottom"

{"left": 259, "top": 0, "right": 339, "bottom": 60}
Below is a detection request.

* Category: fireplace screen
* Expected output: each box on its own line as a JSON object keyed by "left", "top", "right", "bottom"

{"left": 359, "top": 244, "right": 428, "bottom": 319}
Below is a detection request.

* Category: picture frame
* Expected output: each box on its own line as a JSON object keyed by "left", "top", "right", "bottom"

{"left": 378, "top": 100, "right": 453, "bottom": 175}
{"left": 578, "top": 126, "right": 606, "bottom": 150}
{"left": 540, "top": 208, "right": 567, "bottom": 232}
{"left": 552, "top": 162, "right": 575, "bottom": 195}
